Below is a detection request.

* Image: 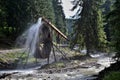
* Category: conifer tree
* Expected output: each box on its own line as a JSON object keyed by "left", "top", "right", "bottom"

{"left": 107, "top": 0, "right": 120, "bottom": 59}
{"left": 0, "top": 0, "right": 31, "bottom": 40}
{"left": 31, "top": 0, "right": 55, "bottom": 23}
{"left": 102, "top": 0, "right": 112, "bottom": 41}
{"left": 71, "top": 0, "right": 107, "bottom": 56}
{"left": 0, "top": 0, "right": 55, "bottom": 41}
{"left": 52, "top": 0, "right": 66, "bottom": 43}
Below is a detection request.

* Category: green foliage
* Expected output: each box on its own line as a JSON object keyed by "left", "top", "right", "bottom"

{"left": 53, "top": 0, "right": 66, "bottom": 32}
{"left": 0, "top": 0, "right": 55, "bottom": 42}
{"left": 107, "top": 0, "right": 120, "bottom": 58}
{"left": 97, "top": 10, "right": 107, "bottom": 51}
{"left": 103, "top": 71, "right": 120, "bottom": 80}
{"left": 0, "top": 0, "right": 32, "bottom": 40}
{"left": 52, "top": 0, "right": 66, "bottom": 43}
{"left": 71, "top": 0, "right": 107, "bottom": 55}
{"left": 32, "top": 0, "right": 55, "bottom": 23}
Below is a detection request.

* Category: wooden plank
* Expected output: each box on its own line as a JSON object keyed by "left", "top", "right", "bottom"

{"left": 42, "top": 18, "right": 68, "bottom": 40}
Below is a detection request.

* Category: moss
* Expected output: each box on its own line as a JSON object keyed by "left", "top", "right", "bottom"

{"left": 42, "top": 62, "right": 65, "bottom": 69}
{"left": 103, "top": 71, "right": 120, "bottom": 80}
{"left": 55, "top": 62, "right": 65, "bottom": 68}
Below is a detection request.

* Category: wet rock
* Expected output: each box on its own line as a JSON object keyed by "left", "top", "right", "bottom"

{"left": 0, "top": 72, "right": 17, "bottom": 79}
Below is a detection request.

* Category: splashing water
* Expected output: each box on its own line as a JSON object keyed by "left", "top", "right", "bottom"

{"left": 25, "top": 18, "right": 42, "bottom": 56}
{"left": 15, "top": 17, "right": 53, "bottom": 68}
{"left": 16, "top": 17, "right": 43, "bottom": 58}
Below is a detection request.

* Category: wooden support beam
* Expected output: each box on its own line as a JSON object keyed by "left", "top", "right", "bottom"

{"left": 42, "top": 18, "right": 68, "bottom": 41}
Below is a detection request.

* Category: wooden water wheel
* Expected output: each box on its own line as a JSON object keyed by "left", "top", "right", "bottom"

{"left": 34, "top": 22, "right": 52, "bottom": 59}
{"left": 33, "top": 17, "right": 69, "bottom": 64}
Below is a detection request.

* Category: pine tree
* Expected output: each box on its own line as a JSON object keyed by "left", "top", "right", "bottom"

{"left": 107, "top": 0, "right": 120, "bottom": 59}
{"left": 31, "top": 0, "right": 55, "bottom": 23}
{"left": 102, "top": 0, "right": 112, "bottom": 41}
{"left": 0, "top": 0, "right": 31, "bottom": 40}
{"left": 0, "top": 0, "right": 55, "bottom": 41}
{"left": 71, "top": 0, "right": 107, "bottom": 56}
{"left": 52, "top": 0, "right": 66, "bottom": 43}
{"left": 0, "top": 0, "right": 7, "bottom": 34}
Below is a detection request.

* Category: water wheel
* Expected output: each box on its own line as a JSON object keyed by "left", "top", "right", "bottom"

{"left": 33, "top": 22, "right": 52, "bottom": 59}
{"left": 16, "top": 18, "right": 68, "bottom": 68}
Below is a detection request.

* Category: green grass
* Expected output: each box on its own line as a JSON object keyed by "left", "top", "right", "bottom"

{"left": 0, "top": 52, "right": 37, "bottom": 64}
{"left": 42, "top": 62, "right": 65, "bottom": 69}
{"left": 0, "top": 52, "right": 18, "bottom": 63}
{"left": 103, "top": 71, "right": 120, "bottom": 80}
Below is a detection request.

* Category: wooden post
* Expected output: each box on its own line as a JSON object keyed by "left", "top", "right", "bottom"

{"left": 42, "top": 18, "right": 68, "bottom": 41}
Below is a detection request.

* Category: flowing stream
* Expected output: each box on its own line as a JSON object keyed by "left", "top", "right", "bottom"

{"left": 0, "top": 52, "right": 115, "bottom": 80}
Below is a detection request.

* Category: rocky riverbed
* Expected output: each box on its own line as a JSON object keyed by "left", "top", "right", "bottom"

{"left": 0, "top": 50, "right": 115, "bottom": 80}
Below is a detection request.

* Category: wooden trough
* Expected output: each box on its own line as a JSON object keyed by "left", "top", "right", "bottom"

{"left": 42, "top": 18, "right": 68, "bottom": 41}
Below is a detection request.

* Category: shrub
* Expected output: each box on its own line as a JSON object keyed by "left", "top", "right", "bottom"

{"left": 103, "top": 71, "right": 120, "bottom": 80}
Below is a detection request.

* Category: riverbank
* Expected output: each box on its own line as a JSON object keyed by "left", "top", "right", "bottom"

{"left": 0, "top": 51, "right": 115, "bottom": 80}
